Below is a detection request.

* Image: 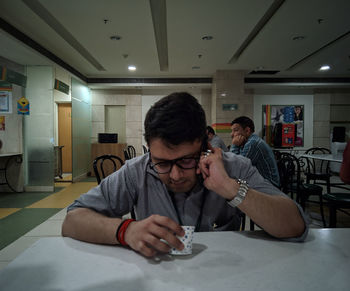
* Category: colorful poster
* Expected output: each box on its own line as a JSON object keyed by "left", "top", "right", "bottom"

{"left": 17, "top": 97, "right": 30, "bottom": 115}
{"left": 263, "top": 105, "right": 304, "bottom": 147}
{"left": 0, "top": 116, "right": 5, "bottom": 131}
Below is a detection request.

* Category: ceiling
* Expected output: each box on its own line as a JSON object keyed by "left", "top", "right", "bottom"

{"left": 0, "top": 0, "right": 350, "bottom": 86}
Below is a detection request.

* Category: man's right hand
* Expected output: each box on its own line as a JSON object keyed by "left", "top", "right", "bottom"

{"left": 232, "top": 134, "right": 246, "bottom": 146}
{"left": 124, "top": 215, "right": 185, "bottom": 257}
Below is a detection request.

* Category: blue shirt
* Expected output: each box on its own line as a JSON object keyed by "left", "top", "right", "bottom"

{"left": 230, "top": 134, "right": 280, "bottom": 187}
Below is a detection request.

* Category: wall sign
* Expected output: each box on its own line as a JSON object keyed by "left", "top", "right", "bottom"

{"left": 222, "top": 104, "right": 238, "bottom": 111}
{"left": 0, "top": 66, "right": 27, "bottom": 87}
{"left": 54, "top": 79, "right": 70, "bottom": 95}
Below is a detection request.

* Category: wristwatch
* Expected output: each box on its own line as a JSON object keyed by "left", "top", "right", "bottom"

{"left": 227, "top": 179, "right": 249, "bottom": 207}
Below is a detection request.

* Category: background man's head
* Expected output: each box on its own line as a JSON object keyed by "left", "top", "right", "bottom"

{"left": 144, "top": 92, "right": 207, "bottom": 147}
{"left": 206, "top": 126, "right": 215, "bottom": 141}
{"left": 231, "top": 116, "right": 255, "bottom": 140}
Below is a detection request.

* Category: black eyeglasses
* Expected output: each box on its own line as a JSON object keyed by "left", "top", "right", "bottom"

{"left": 150, "top": 155, "right": 200, "bottom": 174}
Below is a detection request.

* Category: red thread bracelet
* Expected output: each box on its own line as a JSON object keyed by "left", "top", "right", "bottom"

{"left": 116, "top": 219, "right": 135, "bottom": 246}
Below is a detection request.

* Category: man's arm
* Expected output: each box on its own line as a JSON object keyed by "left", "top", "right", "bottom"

{"left": 62, "top": 208, "right": 185, "bottom": 257}
{"left": 197, "top": 148, "right": 305, "bottom": 239}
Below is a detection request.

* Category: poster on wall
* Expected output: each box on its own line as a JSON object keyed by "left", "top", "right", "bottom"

{"left": 17, "top": 97, "right": 30, "bottom": 115}
{"left": 262, "top": 105, "right": 304, "bottom": 148}
{"left": 0, "top": 88, "right": 12, "bottom": 113}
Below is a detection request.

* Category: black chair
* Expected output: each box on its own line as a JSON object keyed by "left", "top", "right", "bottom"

{"left": 304, "top": 147, "right": 332, "bottom": 193}
{"left": 123, "top": 148, "right": 130, "bottom": 160}
{"left": 278, "top": 153, "right": 326, "bottom": 227}
{"left": 93, "top": 154, "right": 124, "bottom": 184}
{"left": 323, "top": 192, "right": 350, "bottom": 227}
{"left": 127, "top": 145, "right": 136, "bottom": 158}
{"left": 142, "top": 145, "right": 148, "bottom": 154}
{"left": 124, "top": 145, "right": 136, "bottom": 160}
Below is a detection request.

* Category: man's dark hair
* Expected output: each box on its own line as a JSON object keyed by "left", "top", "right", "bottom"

{"left": 231, "top": 116, "right": 255, "bottom": 132}
{"left": 144, "top": 92, "right": 207, "bottom": 146}
{"left": 207, "top": 126, "right": 215, "bottom": 135}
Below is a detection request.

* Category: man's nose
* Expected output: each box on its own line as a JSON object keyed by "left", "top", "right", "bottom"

{"left": 169, "top": 163, "right": 183, "bottom": 180}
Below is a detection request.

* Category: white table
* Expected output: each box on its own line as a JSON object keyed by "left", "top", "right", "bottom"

{"left": 300, "top": 153, "right": 342, "bottom": 163}
{"left": 0, "top": 229, "right": 349, "bottom": 291}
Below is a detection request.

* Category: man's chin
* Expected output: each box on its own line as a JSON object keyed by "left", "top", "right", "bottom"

{"left": 167, "top": 182, "right": 193, "bottom": 193}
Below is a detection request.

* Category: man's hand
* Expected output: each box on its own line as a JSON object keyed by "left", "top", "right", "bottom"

{"left": 232, "top": 134, "right": 246, "bottom": 146}
{"left": 124, "top": 215, "right": 185, "bottom": 257}
{"left": 196, "top": 148, "right": 238, "bottom": 200}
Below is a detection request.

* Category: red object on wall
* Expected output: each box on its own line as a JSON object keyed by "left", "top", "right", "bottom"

{"left": 282, "top": 124, "right": 295, "bottom": 147}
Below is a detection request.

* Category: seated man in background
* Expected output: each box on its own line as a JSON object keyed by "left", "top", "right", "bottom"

{"left": 207, "top": 126, "right": 228, "bottom": 152}
{"left": 62, "top": 93, "right": 306, "bottom": 258}
{"left": 230, "top": 116, "right": 280, "bottom": 187}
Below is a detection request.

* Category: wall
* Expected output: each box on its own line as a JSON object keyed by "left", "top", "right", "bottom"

{"left": 91, "top": 89, "right": 142, "bottom": 155}
{"left": 212, "top": 70, "right": 254, "bottom": 146}
{"left": 24, "top": 66, "right": 54, "bottom": 191}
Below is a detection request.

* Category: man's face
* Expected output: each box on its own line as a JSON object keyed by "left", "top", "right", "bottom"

{"left": 207, "top": 130, "right": 214, "bottom": 141}
{"left": 231, "top": 123, "right": 249, "bottom": 139}
{"left": 149, "top": 138, "right": 202, "bottom": 193}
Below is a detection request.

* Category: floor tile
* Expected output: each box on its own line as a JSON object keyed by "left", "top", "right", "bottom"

{"left": 0, "top": 208, "right": 21, "bottom": 219}
{"left": 0, "top": 236, "right": 40, "bottom": 261}
{"left": 48, "top": 208, "right": 67, "bottom": 220}
{"left": 0, "top": 208, "right": 61, "bottom": 250}
{"left": 24, "top": 220, "right": 63, "bottom": 237}
{"left": 0, "top": 188, "right": 63, "bottom": 208}
{"left": 26, "top": 182, "right": 97, "bottom": 208}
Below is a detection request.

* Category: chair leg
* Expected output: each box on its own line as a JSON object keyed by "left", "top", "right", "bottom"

{"left": 328, "top": 205, "right": 337, "bottom": 228}
{"left": 241, "top": 213, "right": 246, "bottom": 231}
{"left": 326, "top": 178, "right": 331, "bottom": 194}
{"left": 319, "top": 195, "right": 326, "bottom": 227}
{"left": 250, "top": 219, "right": 255, "bottom": 231}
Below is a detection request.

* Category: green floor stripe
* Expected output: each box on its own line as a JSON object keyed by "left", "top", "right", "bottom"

{"left": 0, "top": 208, "right": 62, "bottom": 250}
{"left": 0, "top": 187, "right": 64, "bottom": 208}
{"left": 80, "top": 177, "right": 97, "bottom": 182}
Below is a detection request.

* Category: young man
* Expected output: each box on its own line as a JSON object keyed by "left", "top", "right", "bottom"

{"left": 230, "top": 116, "right": 280, "bottom": 187}
{"left": 62, "top": 93, "right": 307, "bottom": 258}
{"left": 207, "top": 126, "right": 228, "bottom": 152}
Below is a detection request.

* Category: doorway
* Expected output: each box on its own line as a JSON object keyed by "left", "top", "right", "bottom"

{"left": 58, "top": 103, "right": 72, "bottom": 180}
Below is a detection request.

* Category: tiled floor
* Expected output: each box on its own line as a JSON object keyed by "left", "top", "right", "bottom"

{"left": 0, "top": 175, "right": 349, "bottom": 271}
{"left": 0, "top": 178, "right": 97, "bottom": 270}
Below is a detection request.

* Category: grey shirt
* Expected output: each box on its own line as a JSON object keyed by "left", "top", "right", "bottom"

{"left": 210, "top": 135, "right": 228, "bottom": 152}
{"left": 68, "top": 152, "right": 308, "bottom": 241}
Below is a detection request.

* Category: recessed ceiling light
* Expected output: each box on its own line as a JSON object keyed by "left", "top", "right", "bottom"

{"left": 128, "top": 65, "right": 136, "bottom": 71}
{"left": 319, "top": 65, "right": 330, "bottom": 71}
{"left": 110, "top": 35, "right": 121, "bottom": 40}
{"left": 202, "top": 36, "right": 213, "bottom": 40}
{"left": 292, "top": 36, "right": 305, "bottom": 41}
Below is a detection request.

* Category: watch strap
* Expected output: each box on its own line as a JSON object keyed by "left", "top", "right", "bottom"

{"left": 227, "top": 179, "right": 249, "bottom": 208}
